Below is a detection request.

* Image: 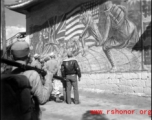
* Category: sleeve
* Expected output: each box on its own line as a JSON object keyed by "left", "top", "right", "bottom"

{"left": 61, "top": 62, "right": 66, "bottom": 78}
{"left": 23, "top": 70, "right": 53, "bottom": 105}
{"left": 74, "top": 60, "right": 81, "bottom": 78}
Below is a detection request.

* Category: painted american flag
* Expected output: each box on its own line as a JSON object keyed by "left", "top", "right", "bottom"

{"left": 41, "top": 0, "right": 101, "bottom": 55}
{"left": 65, "top": 0, "right": 100, "bottom": 41}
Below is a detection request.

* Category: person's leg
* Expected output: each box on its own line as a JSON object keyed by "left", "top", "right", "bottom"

{"left": 102, "top": 38, "right": 125, "bottom": 71}
{"left": 71, "top": 76, "right": 79, "bottom": 104}
{"left": 51, "top": 79, "right": 62, "bottom": 102}
{"left": 62, "top": 80, "right": 67, "bottom": 102}
{"left": 66, "top": 80, "right": 72, "bottom": 104}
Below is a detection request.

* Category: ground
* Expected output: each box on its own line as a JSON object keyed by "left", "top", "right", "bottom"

{"left": 41, "top": 91, "right": 151, "bottom": 120}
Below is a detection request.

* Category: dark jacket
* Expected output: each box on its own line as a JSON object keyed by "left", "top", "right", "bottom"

{"left": 61, "top": 58, "right": 81, "bottom": 78}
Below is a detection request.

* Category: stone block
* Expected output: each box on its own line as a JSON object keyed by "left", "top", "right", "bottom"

{"left": 119, "top": 85, "right": 134, "bottom": 93}
{"left": 86, "top": 79, "right": 94, "bottom": 85}
{"left": 122, "top": 73, "right": 131, "bottom": 80}
{"left": 104, "top": 73, "right": 111, "bottom": 79}
{"left": 95, "top": 84, "right": 102, "bottom": 90}
{"left": 110, "top": 84, "right": 119, "bottom": 92}
{"left": 143, "top": 88, "right": 151, "bottom": 95}
{"left": 95, "top": 84, "right": 110, "bottom": 90}
{"left": 119, "top": 79, "right": 127, "bottom": 85}
{"left": 145, "top": 80, "right": 151, "bottom": 87}
{"left": 100, "top": 80, "right": 108, "bottom": 84}
{"left": 94, "top": 79, "right": 101, "bottom": 85}
{"left": 126, "top": 80, "right": 133, "bottom": 86}
{"left": 115, "top": 73, "right": 123, "bottom": 79}
{"left": 132, "top": 87, "right": 144, "bottom": 93}
{"left": 141, "top": 72, "right": 148, "bottom": 80}
{"left": 147, "top": 73, "right": 151, "bottom": 79}
{"left": 108, "top": 79, "right": 119, "bottom": 84}
{"left": 122, "top": 73, "right": 141, "bottom": 80}
{"left": 132, "top": 81, "right": 146, "bottom": 87}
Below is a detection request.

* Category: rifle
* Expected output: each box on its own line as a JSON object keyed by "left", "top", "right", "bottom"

{"left": 1, "top": 58, "right": 64, "bottom": 81}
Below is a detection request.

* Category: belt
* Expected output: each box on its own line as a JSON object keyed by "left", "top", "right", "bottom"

{"left": 66, "top": 74, "right": 77, "bottom": 76}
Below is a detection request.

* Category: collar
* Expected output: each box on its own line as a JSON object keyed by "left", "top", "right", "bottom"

{"left": 63, "top": 57, "right": 77, "bottom": 62}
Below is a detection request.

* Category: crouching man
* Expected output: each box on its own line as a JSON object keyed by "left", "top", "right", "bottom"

{"left": 10, "top": 41, "right": 53, "bottom": 105}
{"left": 1, "top": 74, "right": 41, "bottom": 120}
{"left": 43, "top": 52, "right": 63, "bottom": 103}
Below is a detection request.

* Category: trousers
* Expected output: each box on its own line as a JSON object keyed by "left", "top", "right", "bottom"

{"left": 66, "top": 75, "right": 79, "bottom": 104}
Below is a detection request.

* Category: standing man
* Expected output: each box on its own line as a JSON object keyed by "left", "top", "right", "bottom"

{"left": 10, "top": 41, "right": 53, "bottom": 105}
{"left": 43, "top": 52, "right": 63, "bottom": 102}
{"left": 61, "top": 51, "right": 81, "bottom": 104}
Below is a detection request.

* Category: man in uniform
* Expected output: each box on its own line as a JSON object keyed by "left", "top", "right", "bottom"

{"left": 61, "top": 51, "right": 81, "bottom": 104}
{"left": 43, "top": 52, "right": 63, "bottom": 102}
{"left": 10, "top": 41, "right": 53, "bottom": 105}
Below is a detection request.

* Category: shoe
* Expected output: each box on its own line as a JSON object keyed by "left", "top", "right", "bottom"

{"left": 56, "top": 99, "right": 63, "bottom": 103}
{"left": 74, "top": 101, "right": 80, "bottom": 104}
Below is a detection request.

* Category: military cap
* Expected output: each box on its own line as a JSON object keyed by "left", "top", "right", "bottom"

{"left": 11, "top": 41, "right": 30, "bottom": 58}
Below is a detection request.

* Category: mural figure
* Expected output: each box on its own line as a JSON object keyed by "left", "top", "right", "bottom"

{"left": 66, "top": 37, "right": 81, "bottom": 56}
{"left": 43, "top": 23, "right": 58, "bottom": 55}
{"left": 35, "top": 31, "right": 44, "bottom": 54}
{"left": 79, "top": 10, "right": 103, "bottom": 55}
{"left": 100, "top": 1, "right": 139, "bottom": 71}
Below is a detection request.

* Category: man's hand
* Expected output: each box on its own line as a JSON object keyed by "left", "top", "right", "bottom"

{"left": 78, "top": 77, "right": 81, "bottom": 81}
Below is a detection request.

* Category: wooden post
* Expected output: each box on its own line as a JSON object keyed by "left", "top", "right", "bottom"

{"left": 1, "top": 0, "right": 7, "bottom": 59}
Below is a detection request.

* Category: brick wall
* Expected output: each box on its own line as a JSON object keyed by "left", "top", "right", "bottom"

{"left": 57, "top": 72, "right": 151, "bottom": 96}
{"left": 78, "top": 72, "right": 151, "bottom": 96}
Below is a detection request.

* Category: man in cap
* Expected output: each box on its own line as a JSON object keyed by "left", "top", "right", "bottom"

{"left": 43, "top": 52, "right": 63, "bottom": 102}
{"left": 10, "top": 41, "right": 53, "bottom": 105}
{"left": 31, "top": 54, "right": 42, "bottom": 69}
{"left": 61, "top": 51, "right": 81, "bottom": 104}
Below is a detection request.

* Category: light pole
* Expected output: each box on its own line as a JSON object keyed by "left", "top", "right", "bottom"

{"left": 1, "top": 0, "right": 7, "bottom": 59}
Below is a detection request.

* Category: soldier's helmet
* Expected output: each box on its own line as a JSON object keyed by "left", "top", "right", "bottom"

{"left": 11, "top": 41, "right": 30, "bottom": 59}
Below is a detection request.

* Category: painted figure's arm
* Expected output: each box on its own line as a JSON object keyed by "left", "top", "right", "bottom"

{"left": 102, "top": 15, "right": 111, "bottom": 43}
{"left": 80, "top": 16, "right": 90, "bottom": 38}
{"left": 23, "top": 70, "right": 53, "bottom": 105}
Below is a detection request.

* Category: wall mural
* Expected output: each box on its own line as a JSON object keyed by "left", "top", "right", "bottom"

{"left": 30, "top": 0, "right": 151, "bottom": 73}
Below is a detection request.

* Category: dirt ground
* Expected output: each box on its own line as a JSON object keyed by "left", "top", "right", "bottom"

{"left": 41, "top": 91, "right": 151, "bottom": 120}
